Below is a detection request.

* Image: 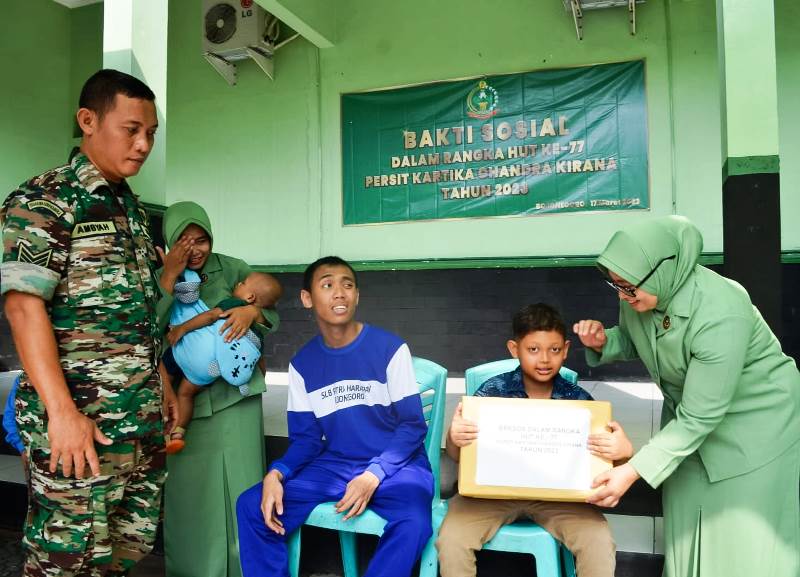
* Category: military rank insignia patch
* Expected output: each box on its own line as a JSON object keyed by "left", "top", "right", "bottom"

{"left": 17, "top": 242, "right": 53, "bottom": 268}
{"left": 27, "top": 199, "right": 64, "bottom": 218}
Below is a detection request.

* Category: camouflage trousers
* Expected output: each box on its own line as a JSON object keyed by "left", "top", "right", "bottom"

{"left": 23, "top": 437, "right": 167, "bottom": 577}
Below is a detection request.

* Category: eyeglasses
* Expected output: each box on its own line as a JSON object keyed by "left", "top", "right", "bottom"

{"left": 604, "top": 255, "right": 676, "bottom": 298}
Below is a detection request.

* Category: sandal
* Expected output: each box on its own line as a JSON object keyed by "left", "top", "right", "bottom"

{"left": 166, "top": 426, "right": 187, "bottom": 454}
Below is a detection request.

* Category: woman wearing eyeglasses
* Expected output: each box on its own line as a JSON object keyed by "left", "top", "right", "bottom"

{"left": 574, "top": 215, "right": 799, "bottom": 577}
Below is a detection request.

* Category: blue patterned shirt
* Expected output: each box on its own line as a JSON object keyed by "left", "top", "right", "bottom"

{"left": 474, "top": 367, "right": 593, "bottom": 400}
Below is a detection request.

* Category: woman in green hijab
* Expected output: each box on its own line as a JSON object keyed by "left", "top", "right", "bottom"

{"left": 575, "top": 215, "right": 799, "bottom": 577}
{"left": 157, "top": 201, "right": 279, "bottom": 577}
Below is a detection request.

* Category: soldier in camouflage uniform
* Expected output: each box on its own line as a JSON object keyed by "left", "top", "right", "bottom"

{"left": 1, "top": 70, "right": 176, "bottom": 576}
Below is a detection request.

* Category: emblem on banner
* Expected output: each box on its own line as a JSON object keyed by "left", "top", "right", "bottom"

{"left": 466, "top": 80, "right": 499, "bottom": 119}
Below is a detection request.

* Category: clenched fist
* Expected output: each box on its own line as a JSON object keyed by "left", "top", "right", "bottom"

{"left": 573, "top": 319, "right": 607, "bottom": 352}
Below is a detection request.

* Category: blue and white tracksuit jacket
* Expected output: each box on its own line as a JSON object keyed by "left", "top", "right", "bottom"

{"left": 237, "top": 325, "right": 434, "bottom": 577}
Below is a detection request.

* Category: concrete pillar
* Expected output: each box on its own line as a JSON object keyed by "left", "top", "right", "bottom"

{"left": 103, "top": 0, "right": 168, "bottom": 206}
{"left": 716, "top": 0, "right": 782, "bottom": 335}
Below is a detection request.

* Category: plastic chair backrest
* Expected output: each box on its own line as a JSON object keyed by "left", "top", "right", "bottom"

{"left": 465, "top": 359, "right": 578, "bottom": 396}
{"left": 413, "top": 356, "right": 447, "bottom": 502}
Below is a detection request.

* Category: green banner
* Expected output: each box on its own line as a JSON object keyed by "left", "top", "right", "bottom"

{"left": 342, "top": 61, "right": 648, "bottom": 225}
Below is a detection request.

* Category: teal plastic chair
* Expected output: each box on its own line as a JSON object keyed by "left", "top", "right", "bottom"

{"left": 455, "top": 358, "right": 578, "bottom": 577}
{"left": 286, "top": 356, "right": 448, "bottom": 577}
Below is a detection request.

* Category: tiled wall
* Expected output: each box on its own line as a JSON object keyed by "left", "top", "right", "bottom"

{"left": 2, "top": 263, "right": 799, "bottom": 375}
{"left": 262, "top": 263, "right": 800, "bottom": 376}
{"left": 266, "top": 266, "right": 646, "bottom": 378}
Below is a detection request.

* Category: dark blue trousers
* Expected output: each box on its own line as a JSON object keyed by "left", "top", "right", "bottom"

{"left": 237, "top": 454, "right": 434, "bottom": 577}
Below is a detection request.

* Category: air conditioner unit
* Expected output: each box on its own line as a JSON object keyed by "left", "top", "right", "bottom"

{"left": 202, "top": 0, "right": 284, "bottom": 85}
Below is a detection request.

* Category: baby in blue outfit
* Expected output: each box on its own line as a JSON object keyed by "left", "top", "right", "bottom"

{"left": 161, "top": 270, "right": 282, "bottom": 453}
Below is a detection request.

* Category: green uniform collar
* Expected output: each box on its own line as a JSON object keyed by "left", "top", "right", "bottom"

{"left": 70, "top": 152, "right": 131, "bottom": 196}
{"left": 202, "top": 252, "right": 223, "bottom": 275}
{"left": 667, "top": 271, "right": 696, "bottom": 317}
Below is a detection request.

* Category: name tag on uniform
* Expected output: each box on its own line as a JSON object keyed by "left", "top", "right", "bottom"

{"left": 71, "top": 220, "right": 117, "bottom": 239}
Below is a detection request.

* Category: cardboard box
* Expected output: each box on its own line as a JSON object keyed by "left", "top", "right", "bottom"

{"left": 458, "top": 396, "right": 613, "bottom": 502}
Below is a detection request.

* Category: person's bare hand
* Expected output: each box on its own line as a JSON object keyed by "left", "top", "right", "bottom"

{"left": 588, "top": 421, "right": 633, "bottom": 462}
{"left": 47, "top": 409, "right": 112, "bottom": 478}
{"left": 448, "top": 402, "right": 479, "bottom": 448}
{"left": 261, "top": 470, "right": 285, "bottom": 534}
{"left": 166, "top": 325, "right": 186, "bottom": 347}
{"left": 586, "top": 463, "right": 639, "bottom": 508}
{"left": 156, "top": 236, "right": 194, "bottom": 293}
{"left": 336, "top": 471, "right": 380, "bottom": 520}
{"left": 573, "top": 320, "right": 608, "bottom": 352}
{"left": 219, "top": 305, "right": 259, "bottom": 342}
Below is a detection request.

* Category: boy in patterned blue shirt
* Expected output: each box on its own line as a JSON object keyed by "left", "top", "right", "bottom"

{"left": 437, "top": 303, "right": 632, "bottom": 577}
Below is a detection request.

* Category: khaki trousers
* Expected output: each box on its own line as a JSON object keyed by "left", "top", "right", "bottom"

{"left": 436, "top": 495, "right": 615, "bottom": 577}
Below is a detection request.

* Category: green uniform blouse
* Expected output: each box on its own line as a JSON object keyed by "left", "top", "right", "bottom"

{"left": 589, "top": 262, "right": 800, "bottom": 488}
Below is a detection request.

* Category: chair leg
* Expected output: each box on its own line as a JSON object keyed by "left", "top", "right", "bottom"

{"left": 339, "top": 531, "right": 360, "bottom": 577}
{"left": 418, "top": 534, "right": 439, "bottom": 577}
{"left": 287, "top": 529, "right": 301, "bottom": 577}
{"left": 531, "top": 538, "right": 563, "bottom": 577}
{"left": 561, "top": 544, "right": 577, "bottom": 577}
{"left": 420, "top": 501, "right": 447, "bottom": 577}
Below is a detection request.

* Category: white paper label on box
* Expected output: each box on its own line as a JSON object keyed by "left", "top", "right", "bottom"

{"left": 475, "top": 405, "right": 591, "bottom": 490}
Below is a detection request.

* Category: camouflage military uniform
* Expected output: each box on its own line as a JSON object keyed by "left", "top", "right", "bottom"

{"left": 0, "top": 152, "right": 166, "bottom": 576}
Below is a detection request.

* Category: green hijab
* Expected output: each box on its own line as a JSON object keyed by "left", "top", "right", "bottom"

{"left": 597, "top": 215, "right": 703, "bottom": 310}
{"left": 163, "top": 201, "right": 214, "bottom": 249}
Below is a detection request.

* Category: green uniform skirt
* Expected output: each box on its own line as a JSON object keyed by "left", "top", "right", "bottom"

{"left": 164, "top": 395, "right": 265, "bottom": 577}
{"left": 662, "top": 443, "right": 799, "bottom": 577}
